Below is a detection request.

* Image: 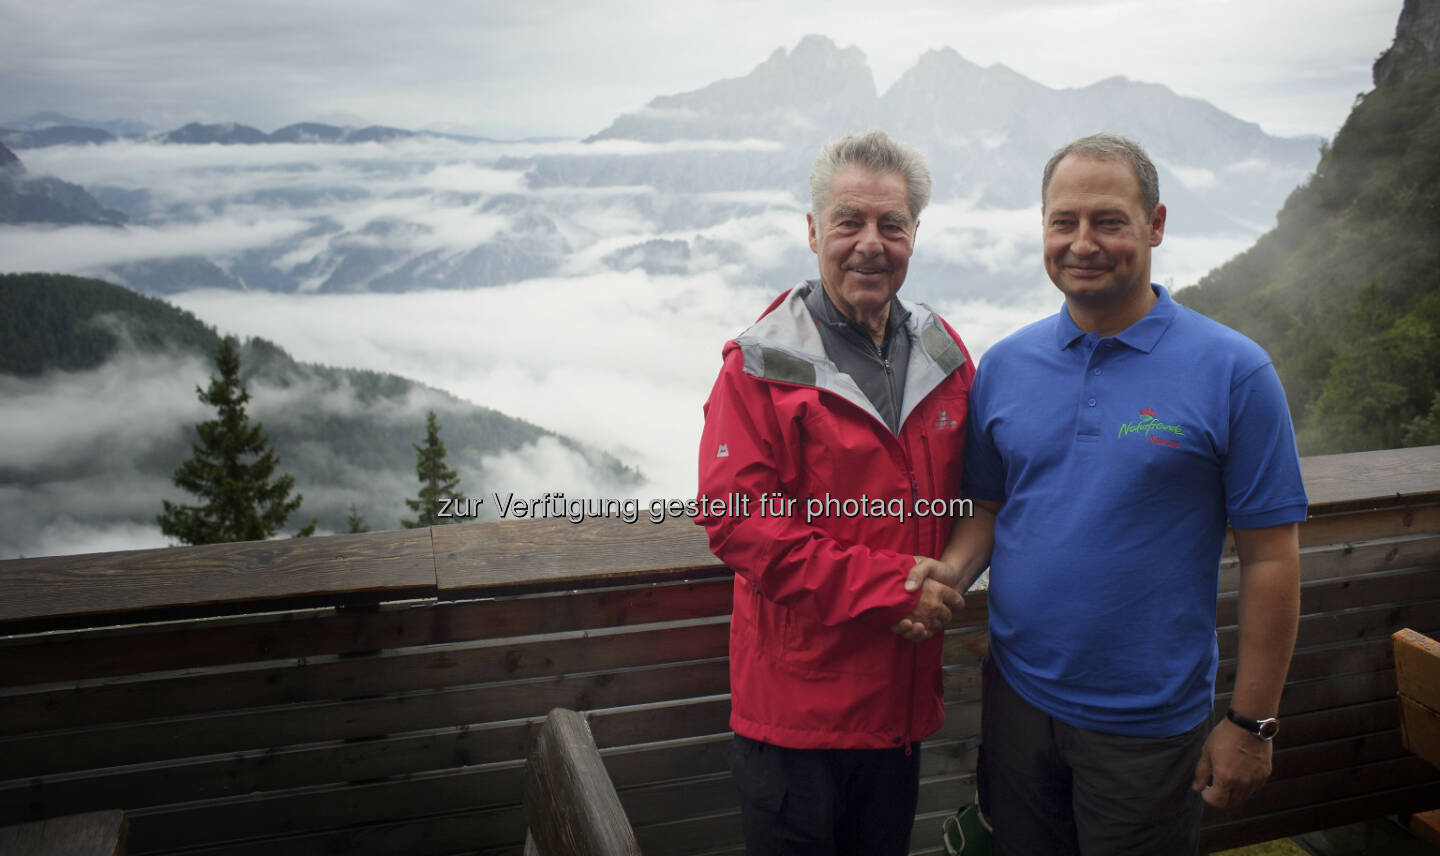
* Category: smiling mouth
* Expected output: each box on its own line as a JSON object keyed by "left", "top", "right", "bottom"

{"left": 849, "top": 266, "right": 888, "bottom": 275}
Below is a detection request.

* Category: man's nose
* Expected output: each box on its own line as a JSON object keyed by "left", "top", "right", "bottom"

{"left": 857, "top": 220, "right": 883, "bottom": 253}
{"left": 1071, "top": 222, "right": 1099, "bottom": 255}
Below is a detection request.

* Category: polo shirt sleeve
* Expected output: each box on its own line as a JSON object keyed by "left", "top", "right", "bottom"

{"left": 960, "top": 359, "right": 1007, "bottom": 502}
{"left": 1224, "top": 361, "right": 1309, "bottom": 529}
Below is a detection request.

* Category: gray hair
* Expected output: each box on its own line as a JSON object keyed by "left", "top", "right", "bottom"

{"left": 810, "top": 129, "right": 931, "bottom": 222}
{"left": 1042, "top": 132, "right": 1160, "bottom": 215}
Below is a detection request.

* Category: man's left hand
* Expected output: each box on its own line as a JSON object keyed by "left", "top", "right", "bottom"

{"left": 1191, "top": 719, "right": 1273, "bottom": 808}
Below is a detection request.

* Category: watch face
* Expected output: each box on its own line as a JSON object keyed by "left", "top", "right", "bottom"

{"left": 1257, "top": 718, "right": 1280, "bottom": 740}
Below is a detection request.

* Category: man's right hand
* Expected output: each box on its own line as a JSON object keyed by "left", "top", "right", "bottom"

{"left": 891, "top": 559, "right": 964, "bottom": 642}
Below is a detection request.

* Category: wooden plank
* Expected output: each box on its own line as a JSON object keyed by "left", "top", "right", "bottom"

{"left": 1395, "top": 627, "right": 1440, "bottom": 711}
{"left": 1217, "top": 597, "right": 1440, "bottom": 660}
{"left": 119, "top": 764, "right": 526, "bottom": 853}
{"left": 0, "top": 529, "right": 437, "bottom": 632}
{"left": 0, "top": 696, "right": 734, "bottom": 822}
{"left": 1399, "top": 695, "right": 1440, "bottom": 770}
{"left": 1216, "top": 563, "right": 1440, "bottom": 626}
{"left": 1215, "top": 670, "right": 1398, "bottom": 719}
{"left": 138, "top": 803, "right": 528, "bottom": 856}
{"left": 0, "top": 617, "right": 733, "bottom": 735}
{"left": 1268, "top": 729, "right": 1411, "bottom": 781}
{"left": 0, "top": 809, "right": 128, "bottom": 856}
{"left": 0, "top": 658, "right": 732, "bottom": 780}
{"left": 1413, "top": 808, "right": 1440, "bottom": 848}
{"left": 1299, "top": 445, "right": 1440, "bottom": 513}
{"left": 0, "top": 578, "right": 734, "bottom": 689}
{"left": 434, "top": 515, "right": 725, "bottom": 596}
{"left": 1217, "top": 633, "right": 1413, "bottom": 693}
{"left": 1218, "top": 532, "right": 1440, "bottom": 592}
{"left": 1262, "top": 699, "right": 1398, "bottom": 748}
{"left": 524, "top": 708, "right": 640, "bottom": 856}
{"left": 1198, "top": 780, "right": 1440, "bottom": 853}
{"left": 1300, "top": 504, "right": 1440, "bottom": 548}
{"left": 1228, "top": 755, "right": 1440, "bottom": 817}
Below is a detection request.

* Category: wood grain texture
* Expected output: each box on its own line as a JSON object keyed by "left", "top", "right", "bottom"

{"left": 1300, "top": 445, "right": 1440, "bottom": 513}
{"left": 0, "top": 529, "right": 435, "bottom": 630}
{"left": 434, "top": 515, "right": 724, "bottom": 596}
{"left": 1395, "top": 628, "right": 1440, "bottom": 709}
{"left": 0, "top": 578, "right": 733, "bottom": 689}
{"left": 1398, "top": 695, "right": 1440, "bottom": 770}
{"left": 0, "top": 809, "right": 127, "bottom": 856}
{"left": 0, "top": 618, "right": 732, "bottom": 736}
{"left": 524, "top": 708, "right": 641, "bottom": 856}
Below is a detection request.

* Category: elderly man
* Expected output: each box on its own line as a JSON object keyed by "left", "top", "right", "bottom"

{"left": 922, "top": 132, "right": 1308, "bottom": 855}
{"left": 696, "top": 129, "right": 975, "bottom": 856}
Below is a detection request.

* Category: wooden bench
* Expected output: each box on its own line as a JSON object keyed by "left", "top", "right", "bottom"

{"left": 0, "top": 445, "right": 1436, "bottom": 855}
{"left": 524, "top": 708, "right": 641, "bottom": 856}
{"left": 1394, "top": 628, "right": 1440, "bottom": 846}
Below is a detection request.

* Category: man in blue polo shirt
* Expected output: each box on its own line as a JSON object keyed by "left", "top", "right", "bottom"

{"left": 911, "top": 133, "right": 1308, "bottom": 854}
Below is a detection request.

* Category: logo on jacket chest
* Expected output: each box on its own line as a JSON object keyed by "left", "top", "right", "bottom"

{"left": 932, "top": 409, "right": 960, "bottom": 432}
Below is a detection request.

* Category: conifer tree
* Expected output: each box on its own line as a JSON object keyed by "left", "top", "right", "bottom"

{"left": 401, "top": 409, "right": 464, "bottom": 528}
{"left": 158, "top": 336, "right": 316, "bottom": 544}
{"left": 346, "top": 503, "right": 370, "bottom": 534}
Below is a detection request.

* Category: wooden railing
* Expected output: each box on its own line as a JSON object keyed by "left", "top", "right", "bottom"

{"left": 1, "top": 446, "right": 1438, "bottom": 855}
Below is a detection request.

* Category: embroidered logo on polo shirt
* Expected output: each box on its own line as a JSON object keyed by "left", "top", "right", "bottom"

{"left": 933, "top": 409, "right": 959, "bottom": 432}
{"left": 1118, "top": 407, "right": 1185, "bottom": 448}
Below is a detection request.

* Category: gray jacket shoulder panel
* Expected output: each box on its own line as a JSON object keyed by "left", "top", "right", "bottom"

{"left": 734, "top": 285, "right": 965, "bottom": 431}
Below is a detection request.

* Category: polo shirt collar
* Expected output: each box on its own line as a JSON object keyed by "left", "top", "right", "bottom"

{"left": 1054, "top": 284, "right": 1178, "bottom": 353}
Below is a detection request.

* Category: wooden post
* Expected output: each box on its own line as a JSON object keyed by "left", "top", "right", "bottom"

{"left": 524, "top": 707, "right": 642, "bottom": 856}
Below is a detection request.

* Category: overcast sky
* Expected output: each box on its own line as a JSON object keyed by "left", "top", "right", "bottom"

{"left": 0, "top": 0, "right": 1404, "bottom": 141}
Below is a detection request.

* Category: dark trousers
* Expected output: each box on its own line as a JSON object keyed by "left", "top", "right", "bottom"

{"left": 729, "top": 733, "right": 921, "bottom": 856}
{"left": 979, "top": 658, "right": 1207, "bottom": 856}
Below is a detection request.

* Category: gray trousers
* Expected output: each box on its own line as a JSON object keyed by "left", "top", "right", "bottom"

{"left": 979, "top": 657, "right": 1207, "bottom": 856}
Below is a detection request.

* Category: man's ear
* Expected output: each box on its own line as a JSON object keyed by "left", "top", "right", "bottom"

{"left": 807, "top": 212, "right": 819, "bottom": 254}
{"left": 1149, "top": 203, "right": 1167, "bottom": 247}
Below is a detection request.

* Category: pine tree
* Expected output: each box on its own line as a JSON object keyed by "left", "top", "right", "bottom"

{"left": 346, "top": 503, "right": 371, "bottom": 534}
{"left": 401, "top": 410, "right": 464, "bottom": 528}
{"left": 158, "top": 336, "right": 317, "bottom": 544}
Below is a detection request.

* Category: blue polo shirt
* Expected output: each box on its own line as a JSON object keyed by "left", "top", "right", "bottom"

{"left": 962, "top": 285, "right": 1308, "bottom": 737}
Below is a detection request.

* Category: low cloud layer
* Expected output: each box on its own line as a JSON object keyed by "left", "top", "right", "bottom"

{"left": 2, "top": 133, "right": 1292, "bottom": 558}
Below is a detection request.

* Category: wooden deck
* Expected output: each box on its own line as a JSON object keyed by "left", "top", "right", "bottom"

{"left": 1, "top": 445, "right": 1438, "bottom": 854}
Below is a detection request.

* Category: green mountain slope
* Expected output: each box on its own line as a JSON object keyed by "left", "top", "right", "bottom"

{"left": 0, "top": 272, "right": 640, "bottom": 552}
{"left": 1176, "top": 30, "right": 1440, "bottom": 454}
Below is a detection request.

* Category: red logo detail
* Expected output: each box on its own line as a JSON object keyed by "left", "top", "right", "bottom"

{"left": 1140, "top": 408, "right": 1155, "bottom": 417}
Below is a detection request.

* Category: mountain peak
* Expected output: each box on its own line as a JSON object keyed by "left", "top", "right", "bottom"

{"left": 587, "top": 35, "right": 876, "bottom": 143}
{"left": 0, "top": 141, "right": 23, "bottom": 173}
{"left": 1374, "top": 0, "right": 1440, "bottom": 88}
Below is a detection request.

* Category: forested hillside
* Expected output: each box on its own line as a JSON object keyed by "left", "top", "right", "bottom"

{"left": 1177, "top": 13, "right": 1440, "bottom": 455}
{"left": 0, "top": 272, "right": 639, "bottom": 546}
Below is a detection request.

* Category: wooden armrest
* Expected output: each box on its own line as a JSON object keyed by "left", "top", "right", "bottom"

{"left": 1394, "top": 628, "right": 1440, "bottom": 769}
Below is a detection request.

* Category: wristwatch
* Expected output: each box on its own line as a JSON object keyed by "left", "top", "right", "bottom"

{"left": 1226, "top": 708, "right": 1280, "bottom": 741}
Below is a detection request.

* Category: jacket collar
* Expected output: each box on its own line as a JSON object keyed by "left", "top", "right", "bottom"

{"left": 733, "top": 282, "right": 966, "bottom": 432}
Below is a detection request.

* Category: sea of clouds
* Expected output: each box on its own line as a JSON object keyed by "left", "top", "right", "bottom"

{"left": 0, "top": 137, "right": 1261, "bottom": 557}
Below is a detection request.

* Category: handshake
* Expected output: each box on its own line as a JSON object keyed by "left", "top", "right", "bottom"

{"left": 890, "top": 557, "right": 965, "bottom": 643}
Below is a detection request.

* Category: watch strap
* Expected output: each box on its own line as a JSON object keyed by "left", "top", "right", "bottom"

{"left": 1225, "top": 707, "right": 1279, "bottom": 740}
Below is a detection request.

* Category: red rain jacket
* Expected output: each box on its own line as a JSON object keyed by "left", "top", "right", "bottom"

{"left": 697, "top": 286, "right": 975, "bottom": 749}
